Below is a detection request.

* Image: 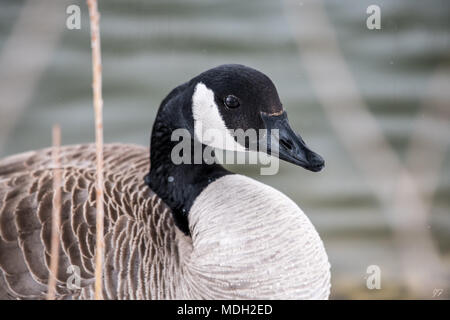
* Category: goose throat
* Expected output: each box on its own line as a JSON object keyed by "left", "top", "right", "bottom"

{"left": 145, "top": 96, "right": 230, "bottom": 236}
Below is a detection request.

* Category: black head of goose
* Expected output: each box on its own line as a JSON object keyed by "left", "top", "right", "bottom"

{"left": 146, "top": 64, "right": 324, "bottom": 234}
{"left": 0, "top": 64, "right": 330, "bottom": 300}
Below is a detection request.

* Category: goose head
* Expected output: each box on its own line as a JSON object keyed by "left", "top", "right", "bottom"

{"left": 186, "top": 64, "right": 325, "bottom": 171}
{"left": 147, "top": 64, "right": 324, "bottom": 234}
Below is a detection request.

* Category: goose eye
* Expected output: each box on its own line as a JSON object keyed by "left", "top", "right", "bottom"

{"left": 224, "top": 95, "right": 240, "bottom": 109}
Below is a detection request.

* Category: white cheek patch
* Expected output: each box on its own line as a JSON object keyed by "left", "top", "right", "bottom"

{"left": 192, "top": 82, "right": 246, "bottom": 152}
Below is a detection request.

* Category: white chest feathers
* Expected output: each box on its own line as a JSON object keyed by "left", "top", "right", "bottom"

{"left": 177, "top": 174, "right": 331, "bottom": 300}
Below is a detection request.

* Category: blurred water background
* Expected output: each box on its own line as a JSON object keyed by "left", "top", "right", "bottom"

{"left": 0, "top": 0, "right": 449, "bottom": 299}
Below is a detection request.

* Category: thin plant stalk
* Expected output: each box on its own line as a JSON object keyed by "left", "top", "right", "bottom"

{"left": 47, "top": 124, "right": 62, "bottom": 300}
{"left": 87, "top": 0, "right": 104, "bottom": 300}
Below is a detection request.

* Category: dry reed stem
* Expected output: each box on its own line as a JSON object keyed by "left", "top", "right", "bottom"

{"left": 87, "top": 0, "right": 105, "bottom": 300}
{"left": 47, "top": 124, "right": 62, "bottom": 300}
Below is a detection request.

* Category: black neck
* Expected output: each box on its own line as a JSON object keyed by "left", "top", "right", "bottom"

{"left": 145, "top": 86, "right": 230, "bottom": 235}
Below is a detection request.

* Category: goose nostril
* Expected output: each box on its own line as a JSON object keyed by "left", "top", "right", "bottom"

{"left": 280, "top": 138, "right": 293, "bottom": 151}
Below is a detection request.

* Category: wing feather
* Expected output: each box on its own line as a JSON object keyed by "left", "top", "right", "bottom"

{"left": 0, "top": 144, "right": 158, "bottom": 299}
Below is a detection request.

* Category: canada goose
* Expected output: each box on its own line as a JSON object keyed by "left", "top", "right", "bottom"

{"left": 0, "top": 64, "right": 330, "bottom": 300}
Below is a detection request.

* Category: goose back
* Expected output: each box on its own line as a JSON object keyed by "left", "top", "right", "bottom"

{"left": 0, "top": 144, "right": 182, "bottom": 299}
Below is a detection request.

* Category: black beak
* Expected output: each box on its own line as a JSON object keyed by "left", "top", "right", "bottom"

{"left": 260, "top": 111, "right": 325, "bottom": 172}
